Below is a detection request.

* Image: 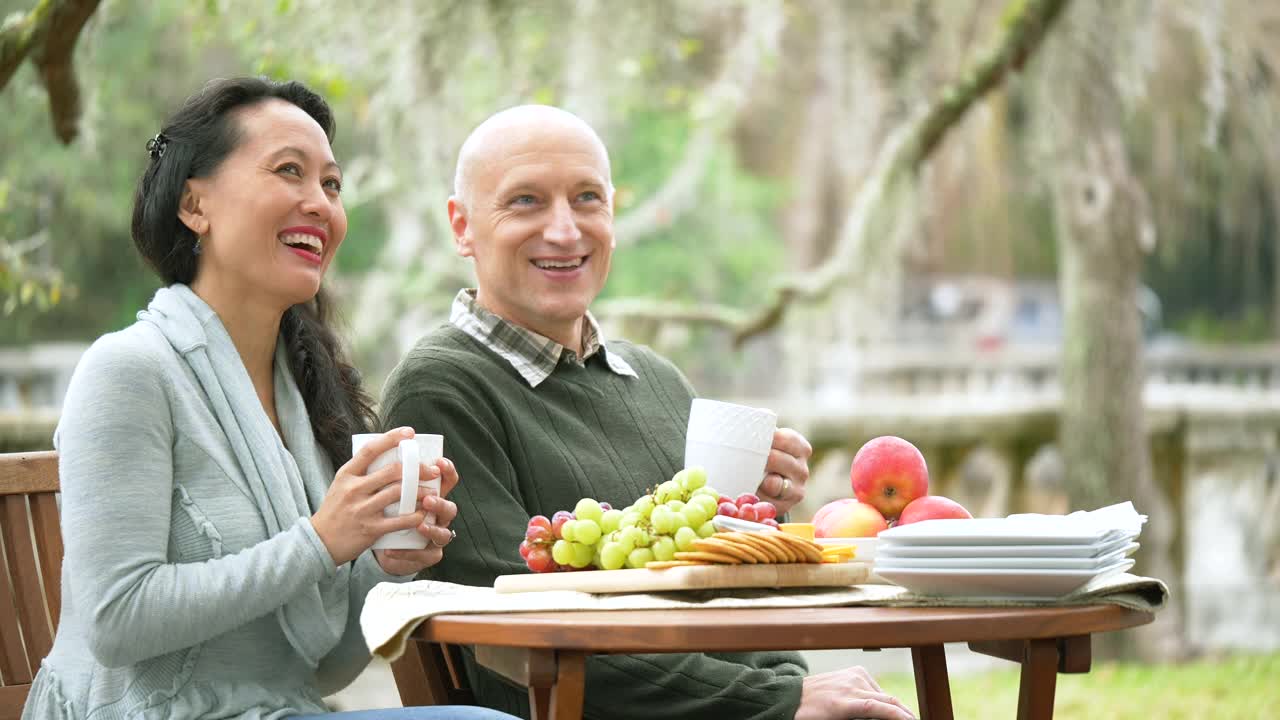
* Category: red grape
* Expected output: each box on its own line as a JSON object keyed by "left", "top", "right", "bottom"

{"left": 761, "top": 518, "right": 780, "bottom": 528}
{"left": 599, "top": 502, "right": 612, "bottom": 512}
{"left": 526, "top": 546, "right": 555, "bottom": 573}
{"left": 717, "top": 501, "right": 740, "bottom": 518}
{"left": 519, "top": 540, "right": 532, "bottom": 559}
{"left": 528, "top": 515, "right": 552, "bottom": 531}
{"left": 526, "top": 525, "right": 553, "bottom": 544}
{"left": 738, "top": 505, "right": 759, "bottom": 522}
{"left": 551, "top": 511, "right": 573, "bottom": 538}
{"left": 735, "top": 493, "right": 760, "bottom": 507}
{"left": 717, "top": 495, "right": 735, "bottom": 507}
{"left": 753, "top": 502, "right": 777, "bottom": 521}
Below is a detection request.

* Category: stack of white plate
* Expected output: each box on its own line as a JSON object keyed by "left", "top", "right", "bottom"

{"left": 873, "top": 516, "right": 1141, "bottom": 600}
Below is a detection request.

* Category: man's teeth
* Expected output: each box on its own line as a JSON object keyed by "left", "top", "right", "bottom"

{"left": 280, "top": 233, "right": 322, "bottom": 253}
{"left": 533, "top": 258, "right": 584, "bottom": 269}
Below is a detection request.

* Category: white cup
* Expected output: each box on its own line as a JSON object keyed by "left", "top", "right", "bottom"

{"left": 351, "top": 433, "right": 444, "bottom": 550}
{"left": 683, "top": 399, "right": 777, "bottom": 500}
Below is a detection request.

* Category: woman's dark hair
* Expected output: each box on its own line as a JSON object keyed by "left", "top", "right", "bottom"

{"left": 131, "top": 77, "right": 376, "bottom": 470}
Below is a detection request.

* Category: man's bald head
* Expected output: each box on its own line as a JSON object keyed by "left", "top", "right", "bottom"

{"left": 452, "top": 105, "right": 613, "bottom": 210}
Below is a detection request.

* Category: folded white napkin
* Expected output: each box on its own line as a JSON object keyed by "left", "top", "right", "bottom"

{"left": 1007, "top": 501, "right": 1148, "bottom": 538}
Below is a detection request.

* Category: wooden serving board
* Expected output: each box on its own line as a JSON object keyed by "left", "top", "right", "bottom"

{"left": 494, "top": 562, "right": 871, "bottom": 594}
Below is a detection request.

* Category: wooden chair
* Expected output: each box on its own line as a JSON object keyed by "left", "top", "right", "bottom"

{"left": 0, "top": 450, "right": 467, "bottom": 716}
{"left": 389, "top": 639, "right": 476, "bottom": 707}
{"left": 0, "top": 451, "right": 61, "bottom": 720}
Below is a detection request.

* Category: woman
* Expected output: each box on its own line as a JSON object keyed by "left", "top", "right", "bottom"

{"left": 22, "top": 77, "right": 515, "bottom": 720}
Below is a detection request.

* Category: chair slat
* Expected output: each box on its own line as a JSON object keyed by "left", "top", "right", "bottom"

{"left": 0, "top": 496, "right": 52, "bottom": 678}
{"left": 0, "top": 505, "right": 33, "bottom": 686}
{"left": 28, "top": 494, "right": 62, "bottom": 631}
{"left": 0, "top": 684, "right": 31, "bottom": 719}
{"left": 0, "top": 453, "right": 58, "bottom": 496}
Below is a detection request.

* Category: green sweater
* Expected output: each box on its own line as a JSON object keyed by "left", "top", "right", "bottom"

{"left": 380, "top": 324, "right": 807, "bottom": 720}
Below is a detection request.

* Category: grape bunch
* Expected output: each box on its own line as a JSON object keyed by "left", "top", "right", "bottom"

{"left": 714, "top": 492, "right": 780, "bottom": 527}
{"left": 518, "top": 467, "right": 736, "bottom": 573}
{"left": 518, "top": 500, "right": 613, "bottom": 573}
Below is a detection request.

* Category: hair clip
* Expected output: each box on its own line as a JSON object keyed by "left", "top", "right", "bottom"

{"left": 146, "top": 132, "right": 168, "bottom": 159}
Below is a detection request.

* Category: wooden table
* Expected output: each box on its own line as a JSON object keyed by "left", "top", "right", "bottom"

{"left": 408, "top": 604, "right": 1153, "bottom": 720}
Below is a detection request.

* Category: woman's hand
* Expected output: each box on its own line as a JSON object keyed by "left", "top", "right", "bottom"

{"left": 311, "top": 427, "right": 428, "bottom": 566}
{"left": 374, "top": 457, "right": 461, "bottom": 576}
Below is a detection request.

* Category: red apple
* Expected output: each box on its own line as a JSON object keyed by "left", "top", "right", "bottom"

{"left": 813, "top": 500, "right": 888, "bottom": 538}
{"left": 850, "top": 436, "right": 929, "bottom": 520}
{"left": 897, "top": 495, "right": 972, "bottom": 526}
{"left": 811, "top": 498, "right": 857, "bottom": 527}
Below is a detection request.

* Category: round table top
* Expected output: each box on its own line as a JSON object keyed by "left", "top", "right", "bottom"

{"left": 418, "top": 604, "right": 1154, "bottom": 653}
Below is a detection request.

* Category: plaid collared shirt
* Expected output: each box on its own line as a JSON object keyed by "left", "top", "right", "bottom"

{"left": 449, "top": 289, "right": 638, "bottom": 388}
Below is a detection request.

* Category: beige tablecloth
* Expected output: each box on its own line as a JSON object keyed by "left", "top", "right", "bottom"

{"left": 361, "top": 573, "right": 1167, "bottom": 661}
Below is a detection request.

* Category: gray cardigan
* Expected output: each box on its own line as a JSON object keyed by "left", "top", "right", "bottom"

{"left": 23, "top": 285, "right": 408, "bottom": 720}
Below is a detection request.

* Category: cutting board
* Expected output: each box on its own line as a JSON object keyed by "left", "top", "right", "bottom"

{"left": 494, "top": 562, "right": 871, "bottom": 594}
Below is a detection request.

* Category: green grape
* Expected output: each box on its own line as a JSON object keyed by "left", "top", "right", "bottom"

{"left": 615, "top": 533, "right": 637, "bottom": 554}
{"left": 669, "top": 513, "right": 690, "bottom": 531}
{"left": 575, "top": 518, "right": 602, "bottom": 545}
{"left": 568, "top": 541, "right": 594, "bottom": 568}
{"left": 696, "top": 521, "right": 716, "bottom": 538}
{"left": 666, "top": 500, "right": 686, "bottom": 512}
{"left": 560, "top": 519, "right": 579, "bottom": 543}
{"left": 650, "top": 506, "right": 676, "bottom": 534}
{"left": 599, "top": 509, "right": 623, "bottom": 534}
{"left": 632, "top": 495, "right": 656, "bottom": 517}
{"left": 681, "top": 504, "right": 709, "bottom": 528}
{"left": 651, "top": 536, "right": 677, "bottom": 561}
{"left": 551, "top": 539, "right": 573, "bottom": 565}
{"left": 626, "top": 547, "right": 655, "bottom": 569}
{"left": 673, "top": 526, "right": 699, "bottom": 552}
{"left": 692, "top": 486, "right": 720, "bottom": 500}
{"left": 620, "top": 526, "right": 650, "bottom": 548}
{"left": 654, "top": 480, "right": 681, "bottom": 504}
{"left": 672, "top": 469, "right": 691, "bottom": 492}
{"left": 574, "top": 498, "right": 603, "bottom": 523}
{"left": 690, "top": 494, "right": 719, "bottom": 517}
{"left": 599, "top": 542, "right": 628, "bottom": 570}
{"left": 619, "top": 512, "right": 642, "bottom": 529}
{"left": 683, "top": 466, "right": 708, "bottom": 490}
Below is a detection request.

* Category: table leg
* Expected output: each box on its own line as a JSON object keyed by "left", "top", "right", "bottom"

{"left": 911, "top": 645, "right": 954, "bottom": 720}
{"left": 1016, "top": 638, "right": 1059, "bottom": 720}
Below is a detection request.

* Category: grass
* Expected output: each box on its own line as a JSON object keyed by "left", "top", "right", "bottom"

{"left": 874, "top": 652, "right": 1280, "bottom": 719}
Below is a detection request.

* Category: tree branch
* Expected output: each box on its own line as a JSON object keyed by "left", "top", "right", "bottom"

{"left": 0, "top": 0, "right": 101, "bottom": 144}
{"left": 600, "top": 0, "right": 1072, "bottom": 347}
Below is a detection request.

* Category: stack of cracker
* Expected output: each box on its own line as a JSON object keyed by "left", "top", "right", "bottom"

{"left": 648, "top": 531, "right": 832, "bottom": 569}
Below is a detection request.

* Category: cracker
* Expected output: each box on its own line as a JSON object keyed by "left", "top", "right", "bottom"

{"left": 693, "top": 537, "right": 758, "bottom": 564}
{"left": 772, "top": 532, "right": 823, "bottom": 563}
{"left": 726, "top": 532, "right": 790, "bottom": 563}
{"left": 674, "top": 550, "right": 742, "bottom": 565}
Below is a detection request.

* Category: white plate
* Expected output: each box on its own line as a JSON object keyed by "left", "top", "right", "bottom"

{"left": 878, "top": 536, "right": 1137, "bottom": 559}
{"left": 871, "top": 544, "right": 1138, "bottom": 570}
{"left": 813, "top": 537, "right": 879, "bottom": 560}
{"left": 873, "top": 559, "right": 1135, "bottom": 599}
{"left": 878, "top": 517, "right": 1135, "bottom": 546}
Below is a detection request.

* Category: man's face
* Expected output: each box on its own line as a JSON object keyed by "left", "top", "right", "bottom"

{"left": 452, "top": 120, "right": 614, "bottom": 343}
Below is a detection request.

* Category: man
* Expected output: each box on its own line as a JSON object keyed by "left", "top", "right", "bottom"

{"left": 381, "top": 105, "right": 914, "bottom": 720}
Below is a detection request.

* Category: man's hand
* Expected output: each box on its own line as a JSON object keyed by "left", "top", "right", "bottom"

{"left": 795, "top": 667, "right": 916, "bottom": 720}
{"left": 757, "top": 428, "right": 812, "bottom": 516}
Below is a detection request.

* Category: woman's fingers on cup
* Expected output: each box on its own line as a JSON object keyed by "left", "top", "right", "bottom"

{"left": 379, "top": 508, "right": 427, "bottom": 534}
{"left": 421, "top": 495, "right": 458, "bottom": 526}
{"left": 343, "top": 427, "right": 414, "bottom": 475}
{"left": 435, "top": 458, "right": 459, "bottom": 496}
{"left": 417, "top": 523, "right": 455, "bottom": 547}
